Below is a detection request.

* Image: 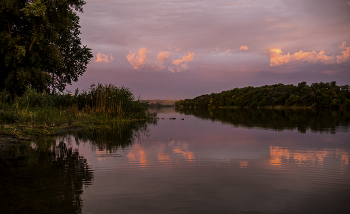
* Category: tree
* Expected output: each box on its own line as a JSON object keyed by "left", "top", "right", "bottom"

{"left": 0, "top": 0, "right": 92, "bottom": 97}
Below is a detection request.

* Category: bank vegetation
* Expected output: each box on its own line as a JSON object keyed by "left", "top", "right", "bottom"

{"left": 175, "top": 81, "right": 350, "bottom": 109}
{"left": 0, "top": 84, "right": 153, "bottom": 137}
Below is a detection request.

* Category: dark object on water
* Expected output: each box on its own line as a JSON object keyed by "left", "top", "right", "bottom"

{"left": 181, "top": 118, "right": 184, "bottom": 120}
{"left": 169, "top": 118, "right": 176, "bottom": 120}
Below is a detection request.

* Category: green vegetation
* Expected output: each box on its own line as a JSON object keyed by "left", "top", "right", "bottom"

{"left": 0, "top": 1, "right": 156, "bottom": 140}
{"left": 0, "top": 0, "right": 92, "bottom": 97}
{"left": 0, "top": 1, "right": 154, "bottom": 139}
{"left": 175, "top": 81, "right": 350, "bottom": 109}
{"left": 0, "top": 84, "right": 153, "bottom": 137}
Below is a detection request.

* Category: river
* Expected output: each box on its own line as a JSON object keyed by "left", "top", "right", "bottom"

{"left": 1, "top": 107, "right": 349, "bottom": 213}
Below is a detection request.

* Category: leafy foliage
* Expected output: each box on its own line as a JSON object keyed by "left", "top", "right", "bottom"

{"left": 0, "top": 0, "right": 92, "bottom": 96}
{"left": 175, "top": 81, "right": 350, "bottom": 108}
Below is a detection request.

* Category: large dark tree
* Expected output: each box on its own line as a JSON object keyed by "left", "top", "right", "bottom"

{"left": 0, "top": 0, "right": 92, "bottom": 97}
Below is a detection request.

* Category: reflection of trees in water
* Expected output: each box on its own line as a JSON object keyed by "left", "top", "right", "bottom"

{"left": 0, "top": 139, "right": 93, "bottom": 214}
{"left": 176, "top": 108, "right": 350, "bottom": 133}
{"left": 73, "top": 119, "right": 155, "bottom": 153}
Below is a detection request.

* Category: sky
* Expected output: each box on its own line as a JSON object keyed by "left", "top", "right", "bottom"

{"left": 67, "top": 0, "right": 350, "bottom": 100}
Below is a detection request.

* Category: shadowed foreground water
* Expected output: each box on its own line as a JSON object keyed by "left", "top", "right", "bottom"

{"left": 1, "top": 108, "right": 349, "bottom": 213}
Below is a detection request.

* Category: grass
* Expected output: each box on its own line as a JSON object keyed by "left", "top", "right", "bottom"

{"left": 0, "top": 84, "right": 156, "bottom": 138}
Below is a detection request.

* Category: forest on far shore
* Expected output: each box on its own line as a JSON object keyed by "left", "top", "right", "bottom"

{"left": 175, "top": 81, "right": 350, "bottom": 108}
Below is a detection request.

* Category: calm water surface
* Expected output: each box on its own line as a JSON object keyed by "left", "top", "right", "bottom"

{"left": 1, "top": 108, "right": 350, "bottom": 213}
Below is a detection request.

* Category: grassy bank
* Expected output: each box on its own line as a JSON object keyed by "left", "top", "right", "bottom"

{"left": 0, "top": 84, "right": 155, "bottom": 138}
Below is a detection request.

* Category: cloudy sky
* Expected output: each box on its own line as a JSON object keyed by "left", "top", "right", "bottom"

{"left": 68, "top": 0, "right": 350, "bottom": 99}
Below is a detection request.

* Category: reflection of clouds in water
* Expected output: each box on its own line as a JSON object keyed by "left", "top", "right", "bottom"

{"left": 269, "top": 146, "right": 349, "bottom": 167}
{"left": 97, "top": 150, "right": 107, "bottom": 162}
{"left": 239, "top": 161, "right": 249, "bottom": 168}
{"left": 338, "top": 152, "right": 349, "bottom": 167}
{"left": 156, "top": 143, "right": 170, "bottom": 163}
{"left": 157, "top": 152, "right": 170, "bottom": 162}
{"left": 126, "top": 140, "right": 195, "bottom": 167}
{"left": 170, "top": 140, "right": 195, "bottom": 161}
{"left": 127, "top": 144, "right": 148, "bottom": 167}
{"left": 126, "top": 141, "right": 349, "bottom": 169}
{"left": 172, "top": 146, "right": 195, "bottom": 161}
{"left": 95, "top": 150, "right": 123, "bottom": 162}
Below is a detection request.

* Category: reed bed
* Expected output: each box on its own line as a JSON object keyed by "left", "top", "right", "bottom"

{"left": 0, "top": 84, "right": 153, "bottom": 136}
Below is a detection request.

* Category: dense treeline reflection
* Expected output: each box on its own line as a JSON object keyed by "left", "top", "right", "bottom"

{"left": 176, "top": 108, "right": 350, "bottom": 133}
{"left": 0, "top": 139, "right": 93, "bottom": 214}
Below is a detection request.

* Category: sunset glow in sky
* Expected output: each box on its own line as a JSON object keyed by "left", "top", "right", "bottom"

{"left": 68, "top": 0, "right": 350, "bottom": 99}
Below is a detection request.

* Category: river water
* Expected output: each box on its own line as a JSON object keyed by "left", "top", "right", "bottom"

{"left": 1, "top": 108, "right": 350, "bottom": 213}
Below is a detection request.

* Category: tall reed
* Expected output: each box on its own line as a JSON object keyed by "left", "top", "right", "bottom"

{"left": 75, "top": 84, "right": 146, "bottom": 118}
{"left": 0, "top": 84, "right": 147, "bottom": 118}
{"left": 0, "top": 84, "right": 150, "bottom": 136}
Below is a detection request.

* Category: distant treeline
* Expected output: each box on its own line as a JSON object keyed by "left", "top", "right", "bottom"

{"left": 142, "top": 100, "right": 177, "bottom": 107}
{"left": 175, "top": 81, "right": 350, "bottom": 108}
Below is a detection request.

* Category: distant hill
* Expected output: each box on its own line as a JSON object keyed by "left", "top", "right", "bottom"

{"left": 141, "top": 100, "right": 178, "bottom": 107}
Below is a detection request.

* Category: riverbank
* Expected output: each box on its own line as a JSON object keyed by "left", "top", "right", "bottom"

{"left": 0, "top": 84, "right": 155, "bottom": 142}
{"left": 0, "top": 109, "right": 155, "bottom": 138}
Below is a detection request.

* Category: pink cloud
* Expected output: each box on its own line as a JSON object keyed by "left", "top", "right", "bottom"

{"left": 239, "top": 45, "right": 249, "bottom": 51}
{"left": 336, "top": 42, "right": 350, "bottom": 64}
{"left": 293, "top": 50, "right": 335, "bottom": 64}
{"left": 168, "top": 52, "right": 195, "bottom": 73}
{"left": 126, "top": 47, "right": 150, "bottom": 69}
{"left": 269, "top": 48, "right": 293, "bottom": 66}
{"left": 269, "top": 42, "right": 350, "bottom": 66}
{"left": 95, "top": 53, "right": 114, "bottom": 63}
{"left": 126, "top": 48, "right": 172, "bottom": 71}
{"left": 157, "top": 51, "right": 171, "bottom": 62}
{"left": 224, "top": 48, "right": 230, "bottom": 54}
{"left": 172, "top": 52, "right": 195, "bottom": 65}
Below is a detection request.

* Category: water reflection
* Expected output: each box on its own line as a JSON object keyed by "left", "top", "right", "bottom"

{"left": 269, "top": 146, "right": 349, "bottom": 168}
{"left": 171, "top": 140, "right": 195, "bottom": 161}
{"left": 239, "top": 161, "right": 249, "bottom": 168}
{"left": 2, "top": 108, "right": 350, "bottom": 213}
{"left": 176, "top": 108, "right": 350, "bottom": 133}
{"left": 75, "top": 129, "right": 350, "bottom": 213}
{"left": 0, "top": 138, "right": 93, "bottom": 214}
{"left": 124, "top": 140, "right": 196, "bottom": 168}
{"left": 127, "top": 144, "right": 148, "bottom": 167}
{"left": 72, "top": 121, "right": 149, "bottom": 153}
